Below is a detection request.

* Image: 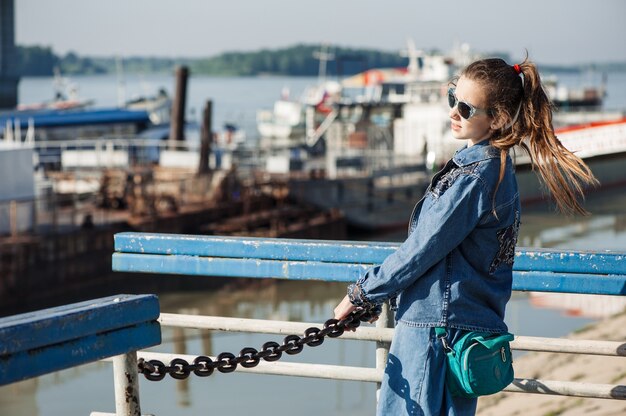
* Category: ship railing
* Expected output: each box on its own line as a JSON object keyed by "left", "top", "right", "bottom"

{"left": 318, "top": 147, "right": 426, "bottom": 179}
{"left": 33, "top": 136, "right": 201, "bottom": 169}
{"left": 30, "top": 135, "right": 269, "bottom": 175}
{"left": 0, "top": 192, "right": 104, "bottom": 238}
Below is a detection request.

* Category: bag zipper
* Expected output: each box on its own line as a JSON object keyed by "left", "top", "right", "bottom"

{"left": 463, "top": 343, "right": 506, "bottom": 370}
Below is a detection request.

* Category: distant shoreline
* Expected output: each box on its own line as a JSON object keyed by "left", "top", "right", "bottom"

{"left": 16, "top": 66, "right": 626, "bottom": 78}
{"left": 15, "top": 43, "right": 626, "bottom": 78}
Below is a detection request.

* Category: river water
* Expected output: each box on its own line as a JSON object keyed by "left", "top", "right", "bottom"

{"left": 1, "top": 72, "right": 626, "bottom": 416}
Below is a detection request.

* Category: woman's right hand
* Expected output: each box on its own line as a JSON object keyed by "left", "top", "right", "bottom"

{"left": 333, "top": 294, "right": 356, "bottom": 320}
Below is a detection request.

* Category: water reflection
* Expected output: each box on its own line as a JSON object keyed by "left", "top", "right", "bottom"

{"left": 0, "top": 379, "right": 38, "bottom": 416}
{"left": 172, "top": 326, "right": 191, "bottom": 407}
{"left": 518, "top": 187, "right": 626, "bottom": 251}
{"left": 158, "top": 280, "right": 344, "bottom": 320}
{"left": 517, "top": 190, "right": 626, "bottom": 321}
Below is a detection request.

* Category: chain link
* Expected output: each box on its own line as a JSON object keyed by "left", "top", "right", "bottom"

{"left": 137, "top": 308, "right": 377, "bottom": 381}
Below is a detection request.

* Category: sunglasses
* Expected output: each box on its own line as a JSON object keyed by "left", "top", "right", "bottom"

{"left": 447, "top": 87, "right": 491, "bottom": 120}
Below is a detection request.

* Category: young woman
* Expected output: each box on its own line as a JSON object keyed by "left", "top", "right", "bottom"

{"left": 333, "top": 57, "right": 598, "bottom": 415}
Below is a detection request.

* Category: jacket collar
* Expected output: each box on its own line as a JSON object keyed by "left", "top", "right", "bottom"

{"left": 452, "top": 140, "right": 500, "bottom": 167}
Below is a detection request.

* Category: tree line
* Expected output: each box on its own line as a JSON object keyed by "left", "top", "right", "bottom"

{"left": 15, "top": 44, "right": 407, "bottom": 77}
{"left": 15, "top": 44, "right": 626, "bottom": 77}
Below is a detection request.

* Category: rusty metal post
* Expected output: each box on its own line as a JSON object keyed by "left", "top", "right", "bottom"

{"left": 51, "top": 192, "right": 58, "bottom": 233}
{"left": 31, "top": 196, "right": 37, "bottom": 234}
{"left": 367, "top": 178, "right": 374, "bottom": 212}
{"left": 198, "top": 100, "right": 212, "bottom": 175}
{"left": 112, "top": 352, "right": 142, "bottom": 416}
{"left": 169, "top": 66, "right": 189, "bottom": 146}
{"left": 71, "top": 192, "right": 78, "bottom": 228}
{"left": 9, "top": 199, "right": 17, "bottom": 237}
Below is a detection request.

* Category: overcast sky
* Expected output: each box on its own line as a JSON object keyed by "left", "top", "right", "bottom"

{"left": 15, "top": 0, "right": 626, "bottom": 65}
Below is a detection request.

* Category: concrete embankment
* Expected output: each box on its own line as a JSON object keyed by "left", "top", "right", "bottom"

{"left": 477, "top": 310, "right": 626, "bottom": 416}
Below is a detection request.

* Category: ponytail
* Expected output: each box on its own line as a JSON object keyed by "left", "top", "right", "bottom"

{"left": 462, "top": 57, "right": 598, "bottom": 215}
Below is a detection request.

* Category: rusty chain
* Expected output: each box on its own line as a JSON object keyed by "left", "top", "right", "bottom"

{"left": 137, "top": 308, "right": 377, "bottom": 381}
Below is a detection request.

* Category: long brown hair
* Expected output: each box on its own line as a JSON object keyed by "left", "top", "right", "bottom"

{"left": 461, "top": 57, "right": 598, "bottom": 215}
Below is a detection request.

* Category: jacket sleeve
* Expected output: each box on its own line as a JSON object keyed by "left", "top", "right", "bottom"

{"left": 351, "top": 172, "right": 492, "bottom": 306}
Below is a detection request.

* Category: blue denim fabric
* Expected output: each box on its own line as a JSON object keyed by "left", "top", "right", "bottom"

{"left": 377, "top": 324, "right": 477, "bottom": 416}
{"left": 351, "top": 141, "right": 520, "bottom": 333}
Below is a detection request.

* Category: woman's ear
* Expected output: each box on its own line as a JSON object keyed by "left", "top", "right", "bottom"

{"left": 490, "top": 113, "right": 508, "bottom": 131}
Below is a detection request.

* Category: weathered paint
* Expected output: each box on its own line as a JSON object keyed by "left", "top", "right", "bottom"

{"left": 114, "top": 232, "right": 625, "bottom": 275}
{"left": 112, "top": 253, "right": 369, "bottom": 282}
{"left": 114, "top": 232, "right": 397, "bottom": 264}
{"left": 0, "top": 321, "right": 161, "bottom": 386}
{"left": 0, "top": 294, "right": 160, "bottom": 356}
{"left": 0, "top": 295, "right": 161, "bottom": 386}
{"left": 112, "top": 233, "right": 626, "bottom": 296}
{"left": 514, "top": 249, "right": 626, "bottom": 275}
{"left": 513, "top": 271, "right": 626, "bottom": 295}
{"left": 113, "top": 352, "right": 142, "bottom": 416}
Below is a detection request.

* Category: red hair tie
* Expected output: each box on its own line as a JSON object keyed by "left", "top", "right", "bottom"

{"left": 513, "top": 64, "right": 522, "bottom": 74}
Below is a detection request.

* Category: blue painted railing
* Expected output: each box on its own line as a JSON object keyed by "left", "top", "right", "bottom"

{"left": 113, "top": 232, "right": 626, "bottom": 296}
{"left": 110, "top": 231, "right": 626, "bottom": 404}
{"left": 0, "top": 294, "right": 161, "bottom": 386}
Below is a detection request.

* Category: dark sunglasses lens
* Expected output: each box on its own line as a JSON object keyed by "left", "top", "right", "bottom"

{"left": 447, "top": 90, "right": 455, "bottom": 108}
{"left": 458, "top": 102, "right": 471, "bottom": 119}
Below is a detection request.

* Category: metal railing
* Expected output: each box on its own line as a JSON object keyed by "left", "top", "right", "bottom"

{"left": 107, "top": 232, "right": 626, "bottom": 415}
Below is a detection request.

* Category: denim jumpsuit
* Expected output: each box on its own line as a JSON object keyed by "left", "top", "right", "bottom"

{"left": 348, "top": 141, "right": 520, "bottom": 415}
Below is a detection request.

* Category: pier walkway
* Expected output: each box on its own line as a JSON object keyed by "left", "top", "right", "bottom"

{"left": 1, "top": 232, "right": 625, "bottom": 415}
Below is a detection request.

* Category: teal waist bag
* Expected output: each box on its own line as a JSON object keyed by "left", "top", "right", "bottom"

{"left": 435, "top": 327, "right": 514, "bottom": 398}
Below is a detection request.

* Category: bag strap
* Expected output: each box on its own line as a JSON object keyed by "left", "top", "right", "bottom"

{"left": 435, "top": 327, "right": 454, "bottom": 354}
{"left": 434, "top": 327, "right": 447, "bottom": 338}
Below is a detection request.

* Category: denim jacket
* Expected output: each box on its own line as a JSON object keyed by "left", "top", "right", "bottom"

{"left": 349, "top": 141, "right": 520, "bottom": 333}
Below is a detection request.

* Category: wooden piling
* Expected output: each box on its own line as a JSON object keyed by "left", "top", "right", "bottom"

{"left": 169, "top": 66, "right": 189, "bottom": 146}
{"left": 198, "top": 100, "right": 212, "bottom": 175}
{"left": 9, "top": 200, "right": 17, "bottom": 238}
